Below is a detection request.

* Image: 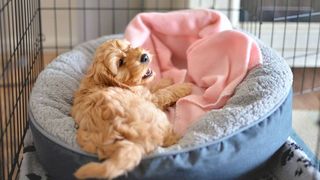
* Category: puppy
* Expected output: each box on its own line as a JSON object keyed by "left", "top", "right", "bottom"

{"left": 71, "top": 39, "right": 192, "bottom": 179}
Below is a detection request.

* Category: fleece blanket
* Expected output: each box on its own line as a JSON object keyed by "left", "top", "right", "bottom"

{"left": 125, "top": 9, "right": 262, "bottom": 135}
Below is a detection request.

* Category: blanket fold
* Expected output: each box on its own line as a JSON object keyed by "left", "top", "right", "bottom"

{"left": 125, "top": 9, "right": 262, "bottom": 135}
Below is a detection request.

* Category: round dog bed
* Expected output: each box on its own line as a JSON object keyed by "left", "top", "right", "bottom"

{"left": 29, "top": 34, "right": 293, "bottom": 180}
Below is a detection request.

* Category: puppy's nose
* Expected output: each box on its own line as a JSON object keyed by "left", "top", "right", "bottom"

{"left": 140, "top": 54, "right": 149, "bottom": 63}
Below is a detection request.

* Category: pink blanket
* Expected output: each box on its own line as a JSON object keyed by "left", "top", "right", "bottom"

{"left": 124, "top": 9, "right": 262, "bottom": 135}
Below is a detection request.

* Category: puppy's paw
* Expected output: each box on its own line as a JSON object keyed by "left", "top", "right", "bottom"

{"left": 159, "top": 77, "right": 174, "bottom": 87}
{"left": 175, "top": 83, "right": 193, "bottom": 97}
{"left": 150, "top": 78, "right": 174, "bottom": 92}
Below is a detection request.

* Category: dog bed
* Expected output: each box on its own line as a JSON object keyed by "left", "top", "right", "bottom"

{"left": 29, "top": 34, "right": 293, "bottom": 180}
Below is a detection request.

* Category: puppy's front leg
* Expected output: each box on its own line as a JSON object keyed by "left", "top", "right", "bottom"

{"left": 152, "top": 83, "right": 192, "bottom": 110}
{"left": 148, "top": 78, "right": 174, "bottom": 93}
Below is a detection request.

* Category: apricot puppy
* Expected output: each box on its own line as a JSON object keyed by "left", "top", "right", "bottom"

{"left": 71, "top": 39, "right": 192, "bottom": 179}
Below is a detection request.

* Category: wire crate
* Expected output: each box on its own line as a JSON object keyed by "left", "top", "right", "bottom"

{"left": 0, "top": 0, "right": 319, "bottom": 179}
{"left": 0, "top": 0, "right": 42, "bottom": 179}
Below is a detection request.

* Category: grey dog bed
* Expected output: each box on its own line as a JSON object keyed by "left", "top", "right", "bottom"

{"left": 29, "top": 34, "right": 293, "bottom": 179}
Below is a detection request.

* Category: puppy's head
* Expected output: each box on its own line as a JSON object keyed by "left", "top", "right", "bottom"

{"left": 89, "top": 39, "right": 154, "bottom": 88}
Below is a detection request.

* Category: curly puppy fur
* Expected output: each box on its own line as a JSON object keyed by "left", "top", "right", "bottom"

{"left": 71, "top": 39, "right": 192, "bottom": 179}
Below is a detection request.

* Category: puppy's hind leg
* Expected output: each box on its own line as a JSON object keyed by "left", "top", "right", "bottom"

{"left": 74, "top": 140, "right": 145, "bottom": 180}
{"left": 163, "top": 127, "right": 181, "bottom": 147}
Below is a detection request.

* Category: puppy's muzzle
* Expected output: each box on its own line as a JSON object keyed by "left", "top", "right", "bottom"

{"left": 140, "top": 54, "right": 149, "bottom": 64}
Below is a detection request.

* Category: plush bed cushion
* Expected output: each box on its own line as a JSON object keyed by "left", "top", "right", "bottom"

{"left": 29, "top": 34, "right": 293, "bottom": 179}
{"left": 30, "top": 34, "right": 292, "bottom": 151}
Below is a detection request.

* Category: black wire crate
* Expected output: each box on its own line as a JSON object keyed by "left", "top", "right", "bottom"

{"left": 0, "top": 0, "right": 320, "bottom": 179}
{"left": 240, "top": 0, "right": 320, "bottom": 94}
{"left": 0, "top": 0, "right": 43, "bottom": 179}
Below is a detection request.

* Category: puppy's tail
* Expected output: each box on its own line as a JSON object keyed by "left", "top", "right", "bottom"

{"left": 74, "top": 140, "right": 144, "bottom": 179}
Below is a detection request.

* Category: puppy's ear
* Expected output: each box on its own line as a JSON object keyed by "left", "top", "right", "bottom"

{"left": 101, "top": 71, "right": 130, "bottom": 89}
{"left": 106, "top": 56, "right": 118, "bottom": 75}
{"left": 88, "top": 62, "right": 130, "bottom": 89}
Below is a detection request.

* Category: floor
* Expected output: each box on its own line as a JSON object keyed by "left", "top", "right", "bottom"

{"left": 292, "top": 92, "right": 320, "bottom": 158}
{"left": 291, "top": 68, "right": 320, "bottom": 158}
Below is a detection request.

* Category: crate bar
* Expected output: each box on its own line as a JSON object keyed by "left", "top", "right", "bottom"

{"left": 300, "top": 0, "right": 313, "bottom": 94}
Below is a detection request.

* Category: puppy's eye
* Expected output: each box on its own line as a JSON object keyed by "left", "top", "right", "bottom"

{"left": 118, "top": 59, "right": 125, "bottom": 67}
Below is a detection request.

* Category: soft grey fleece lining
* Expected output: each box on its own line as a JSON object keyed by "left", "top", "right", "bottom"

{"left": 29, "top": 34, "right": 292, "bottom": 154}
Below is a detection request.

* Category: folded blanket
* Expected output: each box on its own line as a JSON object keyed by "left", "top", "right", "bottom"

{"left": 125, "top": 9, "right": 262, "bottom": 135}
